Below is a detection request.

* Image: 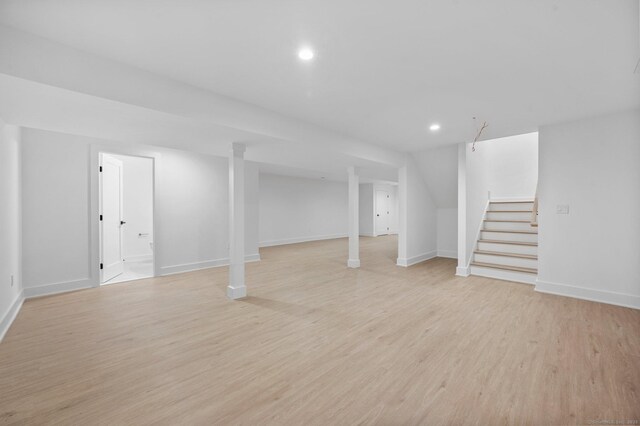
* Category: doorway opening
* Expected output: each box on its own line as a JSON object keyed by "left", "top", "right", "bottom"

{"left": 99, "top": 153, "right": 154, "bottom": 285}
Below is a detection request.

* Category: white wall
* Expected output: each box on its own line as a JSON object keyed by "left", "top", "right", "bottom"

{"left": 109, "top": 154, "right": 153, "bottom": 261}
{"left": 259, "top": 174, "right": 348, "bottom": 246}
{"left": 437, "top": 208, "right": 457, "bottom": 258}
{"left": 413, "top": 145, "right": 458, "bottom": 208}
{"left": 464, "top": 132, "right": 538, "bottom": 265}
{"left": 22, "top": 129, "right": 91, "bottom": 291}
{"left": 397, "top": 155, "right": 438, "bottom": 266}
{"left": 0, "top": 122, "right": 22, "bottom": 340}
{"left": 536, "top": 110, "right": 640, "bottom": 309}
{"left": 359, "top": 183, "right": 374, "bottom": 236}
{"left": 20, "top": 127, "right": 260, "bottom": 296}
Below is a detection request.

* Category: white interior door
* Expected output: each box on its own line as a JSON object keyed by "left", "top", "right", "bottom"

{"left": 375, "top": 190, "right": 390, "bottom": 236}
{"left": 100, "top": 154, "right": 124, "bottom": 283}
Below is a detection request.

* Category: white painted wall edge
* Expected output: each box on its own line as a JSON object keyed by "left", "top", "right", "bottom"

{"left": 535, "top": 279, "right": 640, "bottom": 310}
{"left": 259, "top": 234, "right": 347, "bottom": 248}
{"left": 437, "top": 250, "right": 457, "bottom": 259}
{"left": 397, "top": 250, "right": 437, "bottom": 267}
{"left": 160, "top": 254, "right": 261, "bottom": 276}
{"left": 0, "top": 291, "right": 24, "bottom": 342}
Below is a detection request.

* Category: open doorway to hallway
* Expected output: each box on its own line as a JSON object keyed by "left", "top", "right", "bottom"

{"left": 99, "top": 153, "right": 154, "bottom": 285}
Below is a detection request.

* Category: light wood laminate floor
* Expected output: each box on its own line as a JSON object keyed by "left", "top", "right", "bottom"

{"left": 1, "top": 236, "right": 639, "bottom": 425}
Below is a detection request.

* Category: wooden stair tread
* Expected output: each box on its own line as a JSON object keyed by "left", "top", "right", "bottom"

{"left": 489, "top": 200, "right": 534, "bottom": 204}
{"left": 471, "top": 261, "right": 537, "bottom": 274}
{"left": 482, "top": 229, "right": 538, "bottom": 234}
{"left": 488, "top": 210, "right": 533, "bottom": 213}
{"left": 474, "top": 250, "right": 537, "bottom": 259}
{"left": 479, "top": 239, "right": 538, "bottom": 246}
{"left": 484, "top": 220, "right": 532, "bottom": 223}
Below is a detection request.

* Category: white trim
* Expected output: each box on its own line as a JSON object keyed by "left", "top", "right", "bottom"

{"left": 455, "top": 266, "right": 470, "bottom": 277}
{"left": 124, "top": 254, "right": 153, "bottom": 263}
{"left": 0, "top": 291, "right": 24, "bottom": 342}
{"left": 396, "top": 250, "right": 437, "bottom": 267}
{"left": 489, "top": 196, "right": 535, "bottom": 202}
{"left": 347, "top": 259, "right": 361, "bottom": 268}
{"left": 359, "top": 232, "right": 376, "bottom": 237}
{"left": 23, "top": 278, "right": 94, "bottom": 299}
{"left": 470, "top": 266, "right": 536, "bottom": 285}
{"left": 437, "top": 249, "right": 457, "bottom": 259}
{"left": 535, "top": 279, "right": 640, "bottom": 310}
{"left": 259, "top": 233, "right": 347, "bottom": 248}
{"left": 160, "top": 254, "right": 261, "bottom": 276}
{"left": 227, "top": 284, "right": 247, "bottom": 299}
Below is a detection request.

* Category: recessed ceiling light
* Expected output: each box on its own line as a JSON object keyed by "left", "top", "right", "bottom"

{"left": 429, "top": 123, "right": 441, "bottom": 131}
{"left": 298, "top": 48, "right": 315, "bottom": 61}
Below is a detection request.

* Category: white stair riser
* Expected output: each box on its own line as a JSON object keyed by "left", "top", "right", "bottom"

{"left": 489, "top": 202, "right": 534, "bottom": 212}
{"left": 485, "top": 211, "right": 532, "bottom": 221}
{"left": 481, "top": 231, "right": 538, "bottom": 243}
{"left": 484, "top": 221, "right": 535, "bottom": 232}
{"left": 478, "top": 242, "right": 537, "bottom": 255}
{"left": 470, "top": 266, "right": 536, "bottom": 285}
{"left": 474, "top": 253, "right": 538, "bottom": 269}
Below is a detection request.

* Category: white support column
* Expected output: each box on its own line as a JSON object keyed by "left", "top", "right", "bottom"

{"left": 227, "top": 142, "right": 247, "bottom": 299}
{"left": 456, "top": 142, "right": 469, "bottom": 277}
{"left": 347, "top": 166, "right": 360, "bottom": 268}
{"left": 396, "top": 161, "right": 408, "bottom": 266}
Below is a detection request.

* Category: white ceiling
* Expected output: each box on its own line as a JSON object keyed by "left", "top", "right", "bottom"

{"left": 0, "top": 0, "right": 638, "bottom": 153}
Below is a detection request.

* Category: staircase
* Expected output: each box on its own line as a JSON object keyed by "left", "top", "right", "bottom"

{"left": 470, "top": 200, "right": 538, "bottom": 284}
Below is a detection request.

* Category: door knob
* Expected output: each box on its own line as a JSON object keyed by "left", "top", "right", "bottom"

{"left": 120, "top": 221, "right": 126, "bottom": 225}
{"left": 376, "top": 214, "right": 380, "bottom": 216}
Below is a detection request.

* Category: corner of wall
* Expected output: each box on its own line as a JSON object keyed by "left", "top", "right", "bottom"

{"left": 0, "top": 291, "right": 24, "bottom": 342}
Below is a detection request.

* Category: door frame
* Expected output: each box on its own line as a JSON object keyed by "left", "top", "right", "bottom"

{"left": 89, "top": 146, "right": 159, "bottom": 288}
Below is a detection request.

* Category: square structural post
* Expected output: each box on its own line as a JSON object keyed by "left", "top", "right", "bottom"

{"left": 227, "top": 142, "right": 247, "bottom": 299}
{"left": 396, "top": 161, "right": 408, "bottom": 266}
{"left": 348, "top": 166, "right": 360, "bottom": 268}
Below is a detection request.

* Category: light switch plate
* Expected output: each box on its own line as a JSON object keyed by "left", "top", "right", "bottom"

{"left": 556, "top": 204, "right": 570, "bottom": 214}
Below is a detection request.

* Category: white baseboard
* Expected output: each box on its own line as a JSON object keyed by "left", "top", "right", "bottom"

{"left": 0, "top": 291, "right": 24, "bottom": 342}
{"left": 470, "top": 266, "right": 536, "bottom": 285}
{"left": 347, "top": 259, "right": 361, "bottom": 268}
{"left": 124, "top": 254, "right": 153, "bottom": 262}
{"left": 455, "top": 266, "right": 470, "bottom": 277}
{"left": 397, "top": 250, "right": 437, "bottom": 267}
{"left": 437, "top": 249, "right": 457, "bottom": 259}
{"left": 23, "top": 278, "right": 95, "bottom": 299}
{"left": 160, "top": 253, "right": 261, "bottom": 276}
{"left": 535, "top": 279, "right": 640, "bottom": 310}
{"left": 259, "top": 234, "right": 347, "bottom": 248}
{"left": 227, "top": 284, "right": 247, "bottom": 299}
{"left": 359, "top": 232, "right": 376, "bottom": 237}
